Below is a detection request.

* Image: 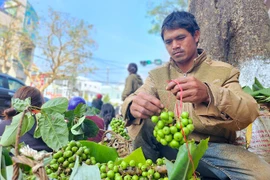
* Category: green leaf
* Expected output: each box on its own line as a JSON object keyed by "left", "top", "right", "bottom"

{"left": 122, "top": 147, "right": 146, "bottom": 165}
{"left": 70, "top": 162, "right": 101, "bottom": 180}
{"left": 39, "top": 112, "right": 69, "bottom": 151}
{"left": 242, "top": 86, "right": 253, "bottom": 95}
{"left": 79, "top": 141, "right": 118, "bottom": 163}
{"left": 82, "top": 118, "right": 99, "bottom": 138}
{"left": 74, "top": 104, "right": 87, "bottom": 117}
{"left": 1, "top": 147, "right": 12, "bottom": 166}
{"left": 41, "top": 97, "right": 68, "bottom": 114}
{"left": 0, "top": 146, "right": 7, "bottom": 180}
{"left": 11, "top": 97, "right": 31, "bottom": 112}
{"left": 6, "top": 165, "right": 23, "bottom": 180}
{"left": 253, "top": 77, "right": 264, "bottom": 91}
{"left": 71, "top": 117, "right": 85, "bottom": 135}
{"left": 34, "top": 113, "right": 42, "bottom": 138}
{"left": 0, "top": 112, "right": 35, "bottom": 146}
{"left": 166, "top": 139, "right": 209, "bottom": 180}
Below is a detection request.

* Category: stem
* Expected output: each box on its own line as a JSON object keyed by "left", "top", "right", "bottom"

{"left": 15, "top": 108, "right": 28, "bottom": 156}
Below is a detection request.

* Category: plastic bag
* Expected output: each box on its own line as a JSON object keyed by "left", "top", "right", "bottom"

{"left": 235, "top": 104, "right": 270, "bottom": 163}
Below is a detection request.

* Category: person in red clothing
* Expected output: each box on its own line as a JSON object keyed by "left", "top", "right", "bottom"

{"left": 68, "top": 96, "right": 104, "bottom": 142}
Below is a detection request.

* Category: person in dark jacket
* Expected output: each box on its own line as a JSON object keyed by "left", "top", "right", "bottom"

{"left": 122, "top": 63, "right": 143, "bottom": 101}
{"left": 92, "top": 94, "right": 103, "bottom": 111}
{"left": 0, "top": 86, "right": 52, "bottom": 152}
{"left": 100, "top": 103, "right": 115, "bottom": 130}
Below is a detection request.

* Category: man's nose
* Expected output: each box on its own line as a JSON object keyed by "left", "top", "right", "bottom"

{"left": 172, "top": 40, "right": 180, "bottom": 49}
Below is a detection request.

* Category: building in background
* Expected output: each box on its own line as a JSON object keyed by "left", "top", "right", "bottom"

{"left": 0, "top": 0, "right": 38, "bottom": 81}
{"left": 43, "top": 76, "right": 124, "bottom": 105}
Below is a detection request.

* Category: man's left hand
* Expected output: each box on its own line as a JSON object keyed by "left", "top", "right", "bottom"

{"left": 166, "top": 76, "right": 209, "bottom": 104}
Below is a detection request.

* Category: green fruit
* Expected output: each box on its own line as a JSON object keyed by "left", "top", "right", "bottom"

{"left": 107, "top": 170, "right": 115, "bottom": 178}
{"left": 181, "top": 111, "right": 189, "bottom": 119}
{"left": 151, "top": 116, "right": 159, "bottom": 123}
{"left": 187, "top": 124, "right": 195, "bottom": 132}
{"left": 120, "top": 161, "right": 128, "bottom": 169}
{"left": 129, "top": 160, "right": 136, "bottom": 167}
{"left": 165, "top": 134, "right": 173, "bottom": 142}
{"left": 170, "top": 126, "right": 178, "bottom": 134}
{"left": 157, "top": 121, "right": 165, "bottom": 129}
{"left": 174, "top": 132, "right": 183, "bottom": 141}
{"left": 162, "top": 126, "right": 170, "bottom": 135}
{"left": 181, "top": 118, "right": 189, "bottom": 126}
{"left": 146, "top": 159, "right": 153, "bottom": 166}
{"left": 168, "top": 111, "right": 174, "bottom": 118}
{"left": 160, "top": 112, "right": 169, "bottom": 121}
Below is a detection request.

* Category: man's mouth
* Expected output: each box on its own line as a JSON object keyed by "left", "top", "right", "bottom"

{"left": 173, "top": 51, "right": 184, "bottom": 56}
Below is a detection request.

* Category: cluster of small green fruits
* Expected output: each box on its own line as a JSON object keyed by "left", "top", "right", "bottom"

{"left": 110, "top": 118, "right": 130, "bottom": 140}
{"left": 151, "top": 110, "right": 194, "bottom": 149}
{"left": 46, "top": 141, "right": 95, "bottom": 179}
{"left": 98, "top": 158, "right": 168, "bottom": 180}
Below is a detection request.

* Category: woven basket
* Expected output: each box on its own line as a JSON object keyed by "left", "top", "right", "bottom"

{"left": 101, "top": 130, "right": 133, "bottom": 158}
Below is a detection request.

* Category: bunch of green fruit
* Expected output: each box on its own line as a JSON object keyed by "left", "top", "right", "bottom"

{"left": 46, "top": 140, "right": 96, "bottom": 179}
{"left": 110, "top": 118, "right": 130, "bottom": 140}
{"left": 151, "top": 110, "right": 194, "bottom": 149}
{"left": 98, "top": 158, "right": 168, "bottom": 180}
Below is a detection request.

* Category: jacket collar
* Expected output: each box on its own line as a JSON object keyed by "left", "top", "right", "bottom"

{"left": 170, "top": 48, "right": 207, "bottom": 74}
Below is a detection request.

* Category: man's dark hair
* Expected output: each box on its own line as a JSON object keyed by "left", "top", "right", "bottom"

{"left": 161, "top": 11, "right": 200, "bottom": 40}
{"left": 127, "top": 63, "right": 138, "bottom": 74}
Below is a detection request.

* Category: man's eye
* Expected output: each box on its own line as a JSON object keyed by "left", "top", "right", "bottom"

{"left": 165, "top": 40, "right": 171, "bottom": 45}
{"left": 177, "top": 36, "right": 185, "bottom": 40}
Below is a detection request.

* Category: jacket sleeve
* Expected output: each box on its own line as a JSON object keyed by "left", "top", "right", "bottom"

{"left": 122, "top": 76, "right": 134, "bottom": 101}
{"left": 194, "top": 68, "right": 259, "bottom": 130}
{"left": 121, "top": 75, "right": 157, "bottom": 126}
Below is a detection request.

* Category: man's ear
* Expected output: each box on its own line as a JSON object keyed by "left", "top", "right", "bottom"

{"left": 194, "top": 30, "right": 200, "bottom": 44}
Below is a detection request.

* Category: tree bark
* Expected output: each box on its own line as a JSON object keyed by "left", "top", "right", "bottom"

{"left": 189, "top": 0, "right": 270, "bottom": 67}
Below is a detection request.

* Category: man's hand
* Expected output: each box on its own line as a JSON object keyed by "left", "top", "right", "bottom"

{"left": 130, "top": 92, "right": 164, "bottom": 119}
{"left": 166, "top": 76, "right": 209, "bottom": 104}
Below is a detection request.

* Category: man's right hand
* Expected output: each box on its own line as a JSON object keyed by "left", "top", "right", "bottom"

{"left": 130, "top": 92, "right": 164, "bottom": 119}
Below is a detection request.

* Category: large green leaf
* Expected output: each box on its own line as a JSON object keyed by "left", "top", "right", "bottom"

{"left": 166, "top": 139, "right": 209, "bottom": 180}
{"left": 122, "top": 147, "right": 146, "bottom": 165}
{"left": 79, "top": 141, "right": 118, "bottom": 163}
{"left": 39, "top": 112, "right": 69, "bottom": 151}
{"left": 11, "top": 97, "right": 31, "bottom": 112}
{"left": 0, "top": 112, "right": 35, "bottom": 146}
{"left": 82, "top": 118, "right": 99, "bottom": 138}
{"left": 41, "top": 97, "right": 68, "bottom": 114}
{"left": 70, "top": 156, "right": 101, "bottom": 180}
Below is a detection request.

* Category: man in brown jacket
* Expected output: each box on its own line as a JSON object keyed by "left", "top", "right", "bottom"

{"left": 121, "top": 11, "right": 270, "bottom": 179}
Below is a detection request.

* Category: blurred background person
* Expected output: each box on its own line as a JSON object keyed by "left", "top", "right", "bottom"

{"left": 92, "top": 93, "right": 103, "bottom": 111}
{"left": 100, "top": 103, "right": 115, "bottom": 130}
{"left": 0, "top": 86, "right": 52, "bottom": 152}
{"left": 67, "top": 96, "right": 104, "bottom": 142}
{"left": 122, "top": 63, "right": 143, "bottom": 101}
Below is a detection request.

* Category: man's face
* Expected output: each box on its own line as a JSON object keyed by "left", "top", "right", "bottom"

{"left": 163, "top": 28, "right": 200, "bottom": 67}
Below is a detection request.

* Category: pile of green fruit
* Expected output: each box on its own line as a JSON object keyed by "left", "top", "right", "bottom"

{"left": 98, "top": 158, "right": 168, "bottom": 180}
{"left": 46, "top": 141, "right": 95, "bottom": 179}
{"left": 151, "top": 110, "right": 194, "bottom": 149}
{"left": 110, "top": 118, "right": 130, "bottom": 140}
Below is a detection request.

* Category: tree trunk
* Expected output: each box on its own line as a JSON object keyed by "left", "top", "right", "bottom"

{"left": 189, "top": 0, "right": 270, "bottom": 86}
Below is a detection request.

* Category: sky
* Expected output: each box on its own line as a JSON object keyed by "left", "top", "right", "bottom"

{"left": 28, "top": 0, "right": 170, "bottom": 85}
